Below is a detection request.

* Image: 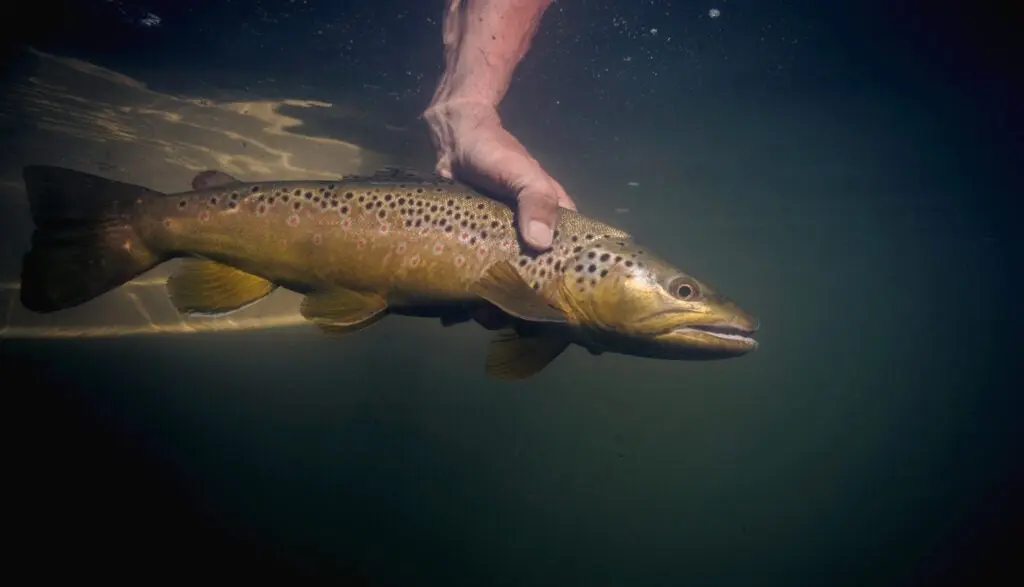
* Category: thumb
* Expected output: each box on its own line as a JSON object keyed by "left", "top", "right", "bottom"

{"left": 516, "top": 184, "right": 561, "bottom": 251}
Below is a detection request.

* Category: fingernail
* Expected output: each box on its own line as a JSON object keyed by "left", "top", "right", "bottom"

{"left": 526, "top": 220, "right": 553, "bottom": 248}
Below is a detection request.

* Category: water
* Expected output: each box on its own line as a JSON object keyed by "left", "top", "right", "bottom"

{"left": 1, "top": 1, "right": 1018, "bottom": 585}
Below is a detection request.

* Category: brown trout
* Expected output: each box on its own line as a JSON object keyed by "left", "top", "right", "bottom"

{"left": 19, "top": 165, "right": 758, "bottom": 379}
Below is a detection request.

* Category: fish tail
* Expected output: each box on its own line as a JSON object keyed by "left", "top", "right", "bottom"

{"left": 19, "top": 166, "right": 164, "bottom": 313}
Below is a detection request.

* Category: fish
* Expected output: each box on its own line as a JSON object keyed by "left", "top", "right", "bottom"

{"left": 17, "top": 165, "right": 759, "bottom": 379}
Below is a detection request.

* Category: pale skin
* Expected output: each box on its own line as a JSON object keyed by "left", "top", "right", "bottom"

{"left": 423, "top": 0, "right": 576, "bottom": 252}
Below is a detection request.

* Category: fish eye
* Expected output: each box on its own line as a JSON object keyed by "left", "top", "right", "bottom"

{"left": 668, "top": 277, "right": 698, "bottom": 300}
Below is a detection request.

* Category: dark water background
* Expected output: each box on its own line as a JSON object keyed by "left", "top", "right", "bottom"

{"left": 1, "top": 1, "right": 1020, "bottom": 585}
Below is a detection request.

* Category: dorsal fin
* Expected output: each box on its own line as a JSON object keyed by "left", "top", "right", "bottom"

{"left": 191, "top": 170, "right": 243, "bottom": 191}
{"left": 345, "top": 167, "right": 455, "bottom": 185}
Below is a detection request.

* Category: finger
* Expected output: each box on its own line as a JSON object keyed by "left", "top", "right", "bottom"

{"left": 435, "top": 152, "right": 454, "bottom": 179}
{"left": 516, "top": 185, "right": 561, "bottom": 251}
{"left": 549, "top": 177, "right": 577, "bottom": 211}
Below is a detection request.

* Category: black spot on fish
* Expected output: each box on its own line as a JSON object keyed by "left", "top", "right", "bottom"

{"left": 345, "top": 192, "right": 354, "bottom": 200}
{"left": 445, "top": 225, "right": 453, "bottom": 233}
{"left": 251, "top": 186, "right": 260, "bottom": 193}
{"left": 574, "top": 264, "right": 584, "bottom": 272}
{"left": 490, "top": 221, "right": 499, "bottom": 229}
{"left": 228, "top": 201, "right": 237, "bottom": 209}
{"left": 519, "top": 259, "right": 529, "bottom": 267}
{"left": 625, "top": 260, "right": 634, "bottom": 267}
{"left": 600, "top": 253, "right": 610, "bottom": 262}
{"left": 385, "top": 194, "right": 393, "bottom": 201}
{"left": 600, "top": 269, "right": 608, "bottom": 277}
{"left": 282, "top": 195, "right": 290, "bottom": 203}
{"left": 587, "top": 252, "right": 596, "bottom": 259}
{"left": 588, "top": 265, "right": 597, "bottom": 273}
{"left": 210, "top": 197, "right": 218, "bottom": 205}
{"left": 480, "top": 231, "right": 488, "bottom": 240}
{"left": 293, "top": 202, "right": 301, "bottom": 211}
{"left": 418, "top": 188, "right": 425, "bottom": 194}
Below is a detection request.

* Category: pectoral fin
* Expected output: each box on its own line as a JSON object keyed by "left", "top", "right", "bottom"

{"left": 470, "top": 261, "right": 567, "bottom": 324}
{"left": 301, "top": 289, "right": 388, "bottom": 334}
{"left": 167, "top": 259, "right": 276, "bottom": 315}
{"left": 485, "top": 329, "right": 570, "bottom": 380}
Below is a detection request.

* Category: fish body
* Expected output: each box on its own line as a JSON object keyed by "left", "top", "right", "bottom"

{"left": 19, "top": 166, "right": 759, "bottom": 378}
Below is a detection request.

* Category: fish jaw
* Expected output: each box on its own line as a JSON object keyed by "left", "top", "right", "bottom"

{"left": 647, "top": 296, "right": 759, "bottom": 359}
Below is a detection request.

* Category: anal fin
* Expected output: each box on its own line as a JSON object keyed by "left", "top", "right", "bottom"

{"left": 301, "top": 289, "right": 388, "bottom": 334}
{"left": 486, "top": 329, "right": 570, "bottom": 380}
{"left": 167, "top": 259, "right": 276, "bottom": 315}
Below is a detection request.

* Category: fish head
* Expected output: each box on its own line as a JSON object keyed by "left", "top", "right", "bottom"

{"left": 555, "top": 238, "right": 758, "bottom": 360}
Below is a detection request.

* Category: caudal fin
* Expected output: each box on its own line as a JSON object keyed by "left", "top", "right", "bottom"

{"left": 20, "top": 166, "right": 165, "bottom": 313}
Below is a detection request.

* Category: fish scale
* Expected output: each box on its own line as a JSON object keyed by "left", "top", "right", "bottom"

{"left": 145, "top": 169, "right": 630, "bottom": 306}
{"left": 17, "top": 165, "right": 758, "bottom": 379}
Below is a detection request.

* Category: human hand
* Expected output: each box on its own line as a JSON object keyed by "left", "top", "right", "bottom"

{"left": 424, "top": 100, "right": 576, "bottom": 251}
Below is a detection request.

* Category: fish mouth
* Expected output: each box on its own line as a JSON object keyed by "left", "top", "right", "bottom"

{"left": 671, "top": 323, "right": 759, "bottom": 348}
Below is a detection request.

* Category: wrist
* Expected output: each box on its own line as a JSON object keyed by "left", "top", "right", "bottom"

{"left": 423, "top": 97, "right": 500, "bottom": 134}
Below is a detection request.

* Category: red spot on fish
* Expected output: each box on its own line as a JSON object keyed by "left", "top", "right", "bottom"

{"left": 357, "top": 239, "right": 366, "bottom": 249}
{"left": 396, "top": 242, "right": 407, "bottom": 254}
{"left": 257, "top": 204, "right": 267, "bottom": 215}
{"left": 476, "top": 246, "right": 487, "bottom": 258}
{"left": 313, "top": 233, "right": 323, "bottom": 246}
{"left": 163, "top": 218, "right": 173, "bottom": 229}
{"left": 342, "top": 218, "right": 351, "bottom": 229}
{"left": 379, "top": 222, "right": 389, "bottom": 234}
{"left": 433, "top": 243, "right": 444, "bottom": 255}
{"left": 198, "top": 210, "right": 210, "bottom": 223}
{"left": 460, "top": 232, "right": 470, "bottom": 242}
{"left": 409, "top": 255, "right": 421, "bottom": 267}
{"left": 454, "top": 255, "right": 466, "bottom": 267}
{"left": 287, "top": 214, "right": 300, "bottom": 227}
